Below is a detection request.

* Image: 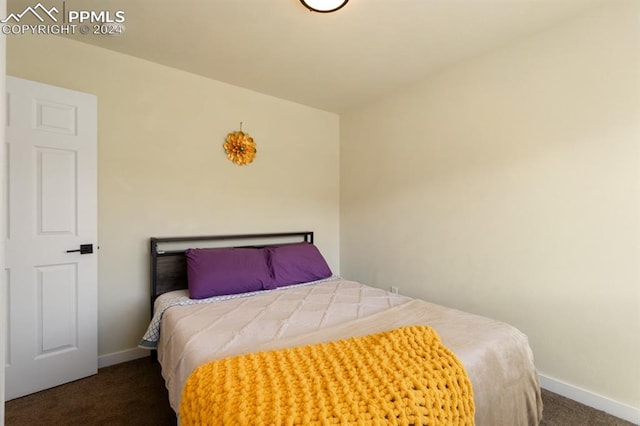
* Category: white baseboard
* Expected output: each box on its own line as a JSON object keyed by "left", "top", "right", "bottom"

{"left": 98, "top": 347, "right": 151, "bottom": 369}
{"left": 539, "top": 374, "right": 640, "bottom": 425}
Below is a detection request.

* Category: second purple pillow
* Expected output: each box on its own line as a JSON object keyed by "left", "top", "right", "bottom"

{"left": 266, "top": 242, "right": 332, "bottom": 287}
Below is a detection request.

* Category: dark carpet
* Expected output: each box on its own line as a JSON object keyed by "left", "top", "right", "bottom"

{"left": 6, "top": 357, "right": 175, "bottom": 426}
{"left": 5, "top": 357, "right": 636, "bottom": 425}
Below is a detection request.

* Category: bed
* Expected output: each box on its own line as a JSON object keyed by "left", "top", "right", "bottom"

{"left": 141, "top": 232, "right": 543, "bottom": 425}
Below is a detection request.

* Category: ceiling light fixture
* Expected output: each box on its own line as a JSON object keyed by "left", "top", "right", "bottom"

{"left": 299, "top": 0, "right": 349, "bottom": 13}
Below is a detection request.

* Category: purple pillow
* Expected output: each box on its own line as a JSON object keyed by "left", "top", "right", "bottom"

{"left": 266, "top": 242, "right": 332, "bottom": 287}
{"left": 185, "top": 247, "right": 274, "bottom": 299}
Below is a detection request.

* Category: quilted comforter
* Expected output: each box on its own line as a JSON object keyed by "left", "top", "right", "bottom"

{"left": 148, "top": 278, "right": 542, "bottom": 425}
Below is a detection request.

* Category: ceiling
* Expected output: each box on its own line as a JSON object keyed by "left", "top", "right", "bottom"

{"left": 7, "top": 0, "right": 606, "bottom": 113}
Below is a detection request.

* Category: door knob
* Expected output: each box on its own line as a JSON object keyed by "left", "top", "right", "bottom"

{"left": 66, "top": 244, "right": 93, "bottom": 254}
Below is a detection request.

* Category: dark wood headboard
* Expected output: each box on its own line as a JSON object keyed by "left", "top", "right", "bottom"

{"left": 149, "top": 231, "right": 314, "bottom": 318}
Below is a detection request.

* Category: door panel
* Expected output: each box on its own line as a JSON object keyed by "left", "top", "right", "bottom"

{"left": 37, "top": 263, "right": 77, "bottom": 355}
{"left": 34, "top": 99, "right": 78, "bottom": 135}
{"left": 37, "top": 148, "right": 77, "bottom": 234}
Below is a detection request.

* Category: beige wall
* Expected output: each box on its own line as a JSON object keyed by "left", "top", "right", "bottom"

{"left": 341, "top": 0, "right": 639, "bottom": 409}
{"left": 7, "top": 35, "right": 340, "bottom": 357}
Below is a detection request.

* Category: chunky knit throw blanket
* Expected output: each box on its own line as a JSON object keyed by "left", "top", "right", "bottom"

{"left": 179, "top": 325, "right": 474, "bottom": 425}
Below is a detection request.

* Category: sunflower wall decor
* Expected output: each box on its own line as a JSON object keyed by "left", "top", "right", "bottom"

{"left": 223, "top": 122, "right": 256, "bottom": 166}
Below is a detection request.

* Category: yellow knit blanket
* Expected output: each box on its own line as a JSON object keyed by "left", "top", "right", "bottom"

{"left": 179, "top": 325, "right": 474, "bottom": 425}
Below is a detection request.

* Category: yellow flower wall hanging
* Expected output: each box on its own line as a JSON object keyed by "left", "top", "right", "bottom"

{"left": 224, "top": 122, "right": 256, "bottom": 166}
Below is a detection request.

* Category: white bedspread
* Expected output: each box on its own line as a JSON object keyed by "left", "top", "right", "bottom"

{"left": 155, "top": 279, "right": 542, "bottom": 425}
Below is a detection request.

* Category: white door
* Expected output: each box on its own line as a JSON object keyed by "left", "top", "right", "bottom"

{"left": 5, "top": 76, "right": 97, "bottom": 400}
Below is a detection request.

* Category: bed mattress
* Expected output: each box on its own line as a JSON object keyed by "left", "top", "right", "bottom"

{"left": 154, "top": 278, "right": 542, "bottom": 425}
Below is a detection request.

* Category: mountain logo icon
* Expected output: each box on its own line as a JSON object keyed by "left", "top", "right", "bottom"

{"left": 2, "top": 3, "right": 59, "bottom": 23}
